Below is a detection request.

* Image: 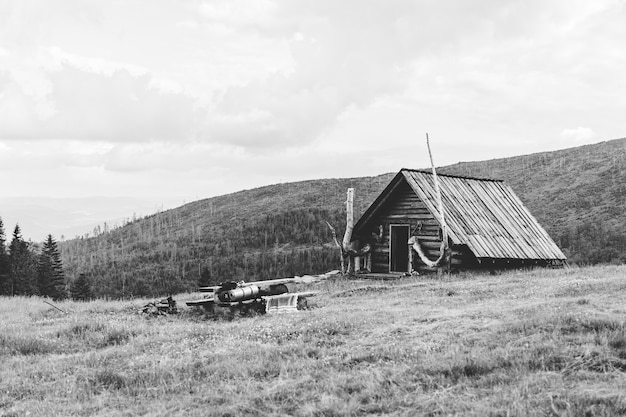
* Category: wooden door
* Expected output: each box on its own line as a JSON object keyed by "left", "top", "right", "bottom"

{"left": 389, "top": 225, "right": 409, "bottom": 273}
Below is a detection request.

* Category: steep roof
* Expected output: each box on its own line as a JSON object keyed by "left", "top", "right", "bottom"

{"left": 355, "top": 168, "right": 566, "bottom": 260}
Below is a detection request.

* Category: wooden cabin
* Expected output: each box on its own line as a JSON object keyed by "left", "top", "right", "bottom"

{"left": 351, "top": 169, "right": 566, "bottom": 273}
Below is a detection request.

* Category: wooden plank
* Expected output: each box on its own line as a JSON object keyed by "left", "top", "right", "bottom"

{"left": 464, "top": 182, "right": 521, "bottom": 258}
{"left": 415, "top": 235, "right": 441, "bottom": 242}
{"left": 186, "top": 298, "right": 214, "bottom": 306}
{"left": 372, "top": 262, "right": 390, "bottom": 271}
{"left": 441, "top": 177, "right": 507, "bottom": 258}
{"left": 497, "top": 184, "right": 565, "bottom": 259}
{"left": 357, "top": 273, "right": 407, "bottom": 280}
{"left": 384, "top": 208, "right": 432, "bottom": 215}
{"left": 469, "top": 181, "right": 534, "bottom": 259}
{"left": 415, "top": 241, "right": 442, "bottom": 250}
{"left": 443, "top": 177, "right": 502, "bottom": 257}
{"left": 475, "top": 181, "right": 534, "bottom": 258}
{"left": 384, "top": 214, "right": 437, "bottom": 221}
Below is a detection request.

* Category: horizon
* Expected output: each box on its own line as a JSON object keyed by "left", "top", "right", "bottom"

{"left": 2, "top": 136, "right": 622, "bottom": 242}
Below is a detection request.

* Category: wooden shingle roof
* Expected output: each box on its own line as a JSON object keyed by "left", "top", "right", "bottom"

{"left": 356, "top": 169, "right": 566, "bottom": 260}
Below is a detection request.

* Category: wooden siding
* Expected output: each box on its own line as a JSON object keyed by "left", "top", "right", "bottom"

{"left": 354, "top": 180, "right": 447, "bottom": 273}
{"left": 401, "top": 170, "right": 566, "bottom": 260}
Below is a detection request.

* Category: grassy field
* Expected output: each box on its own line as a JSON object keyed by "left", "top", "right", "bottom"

{"left": 2, "top": 265, "right": 626, "bottom": 416}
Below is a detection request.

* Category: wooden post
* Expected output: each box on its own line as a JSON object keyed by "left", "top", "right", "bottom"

{"left": 343, "top": 188, "right": 354, "bottom": 249}
{"left": 343, "top": 188, "right": 354, "bottom": 273}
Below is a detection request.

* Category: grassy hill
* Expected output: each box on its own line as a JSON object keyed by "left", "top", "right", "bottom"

{"left": 59, "top": 138, "right": 626, "bottom": 298}
{"left": 2, "top": 265, "right": 626, "bottom": 416}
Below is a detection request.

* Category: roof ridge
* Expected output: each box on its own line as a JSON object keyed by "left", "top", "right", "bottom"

{"left": 401, "top": 168, "right": 504, "bottom": 182}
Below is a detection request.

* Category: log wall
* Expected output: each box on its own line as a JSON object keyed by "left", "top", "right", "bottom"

{"left": 355, "top": 181, "right": 438, "bottom": 272}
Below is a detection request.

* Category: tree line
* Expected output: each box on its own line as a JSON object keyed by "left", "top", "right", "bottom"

{"left": 0, "top": 217, "right": 93, "bottom": 300}
{"left": 56, "top": 188, "right": 623, "bottom": 301}
{"left": 59, "top": 207, "right": 347, "bottom": 299}
{"left": 5, "top": 142, "right": 625, "bottom": 302}
{"left": 557, "top": 221, "right": 626, "bottom": 265}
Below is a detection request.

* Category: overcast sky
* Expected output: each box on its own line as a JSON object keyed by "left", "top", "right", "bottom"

{"left": 1, "top": 1, "right": 625, "bottom": 214}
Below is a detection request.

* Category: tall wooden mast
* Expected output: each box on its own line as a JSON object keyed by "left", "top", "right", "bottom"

{"left": 426, "top": 133, "right": 449, "bottom": 250}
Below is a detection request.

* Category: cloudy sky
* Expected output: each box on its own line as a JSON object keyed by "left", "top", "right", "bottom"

{"left": 1, "top": 0, "right": 626, "bottom": 238}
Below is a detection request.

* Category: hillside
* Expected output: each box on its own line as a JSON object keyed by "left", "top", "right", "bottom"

{"left": 60, "top": 176, "right": 394, "bottom": 297}
{"left": 2, "top": 266, "right": 626, "bottom": 415}
{"left": 59, "top": 138, "right": 626, "bottom": 298}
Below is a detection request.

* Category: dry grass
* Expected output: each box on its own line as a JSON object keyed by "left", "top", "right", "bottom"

{"left": 1, "top": 265, "right": 626, "bottom": 416}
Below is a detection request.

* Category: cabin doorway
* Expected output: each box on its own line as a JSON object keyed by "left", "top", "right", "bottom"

{"left": 389, "top": 225, "right": 410, "bottom": 273}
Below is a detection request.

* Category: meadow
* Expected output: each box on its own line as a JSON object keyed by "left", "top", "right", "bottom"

{"left": 1, "top": 265, "right": 626, "bottom": 416}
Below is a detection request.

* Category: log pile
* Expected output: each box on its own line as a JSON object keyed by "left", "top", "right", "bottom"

{"left": 142, "top": 295, "right": 178, "bottom": 315}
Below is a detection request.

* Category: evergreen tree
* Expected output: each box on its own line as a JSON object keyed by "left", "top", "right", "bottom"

{"left": 198, "top": 267, "right": 214, "bottom": 287}
{"left": 0, "top": 217, "right": 10, "bottom": 295}
{"left": 70, "top": 273, "right": 94, "bottom": 301}
{"left": 9, "top": 225, "right": 38, "bottom": 296}
{"left": 38, "top": 234, "right": 67, "bottom": 300}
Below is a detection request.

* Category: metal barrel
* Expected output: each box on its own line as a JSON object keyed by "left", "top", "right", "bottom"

{"left": 224, "top": 285, "right": 260, "bottom": 302}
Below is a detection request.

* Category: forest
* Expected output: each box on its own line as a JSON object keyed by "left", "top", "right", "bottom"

{"left": 2, "top": 138, "right": 625, "bottom": 299}
{"left": 59, "top": 206, "right": 351, "bottom": 298}
{"left": 0, "top": 220, "right": 75, "bottom": 300}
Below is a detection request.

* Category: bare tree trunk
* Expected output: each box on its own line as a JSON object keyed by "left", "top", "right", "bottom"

{"left": 325, "top": 188, "right": 355, "bottom": 274}
{"left": 325, "top": 221, "right": 345, "bottom": 274}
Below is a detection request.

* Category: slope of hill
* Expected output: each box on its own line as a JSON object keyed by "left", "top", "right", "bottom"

{"left": 59, "top": 176, "right": 394, "bottom": 297}
{"left": 59, "top": 138, "right": 626, "bottom": 297}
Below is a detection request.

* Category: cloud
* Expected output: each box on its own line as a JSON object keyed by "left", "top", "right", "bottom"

{"left": 197, "top": 0, "right": 278, "bottom": 28}
{"left": 103, "top": 141, "right": 246, "bottom": 172}
{"left": 0, "top": 64, "right": 200, "bottom": 142}
{"left": 0, "top": 139, "right": 110, "bottom": 171}
{"left": 203, "top": 0, "right": 426, "bottom": 149}
{"left": 559, "top": 127, "right": 596, "bottom": 143}
{"left": 201, "top": 0, "right": 626, "bottom": 151}
{"left": 2, "top": 0, "right": 626, "bottom": 188}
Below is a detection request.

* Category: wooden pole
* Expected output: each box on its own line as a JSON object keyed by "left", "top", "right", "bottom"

{"left": 426, "top": 134, "right": 448, "bottom": 248}
{"left": 426, "top": 133, "right": 450, "bottom": 273}
{"left": 342, "top": 188, "right": 354, "bottom": 249}
{"left": 43, "top": 300, "right": 67, "bottom": 314}
{"left": 343, "top": 188, "right": 354, "bottom": 273}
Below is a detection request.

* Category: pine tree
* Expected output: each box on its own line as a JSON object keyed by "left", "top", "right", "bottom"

{"left": 9, "top": 225, "right": 38, "bottom": 296}
{"left": 70, "top": 273, "right": 94, "bottom": 301}
{"left": 198, "top": 267, "right": 213, "bottom": 287}
{"left": 38, "top": 234, "right": 67, "bottom": 300}
{"left": 0, "top": 217, "right": 10, "bottom": 295}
